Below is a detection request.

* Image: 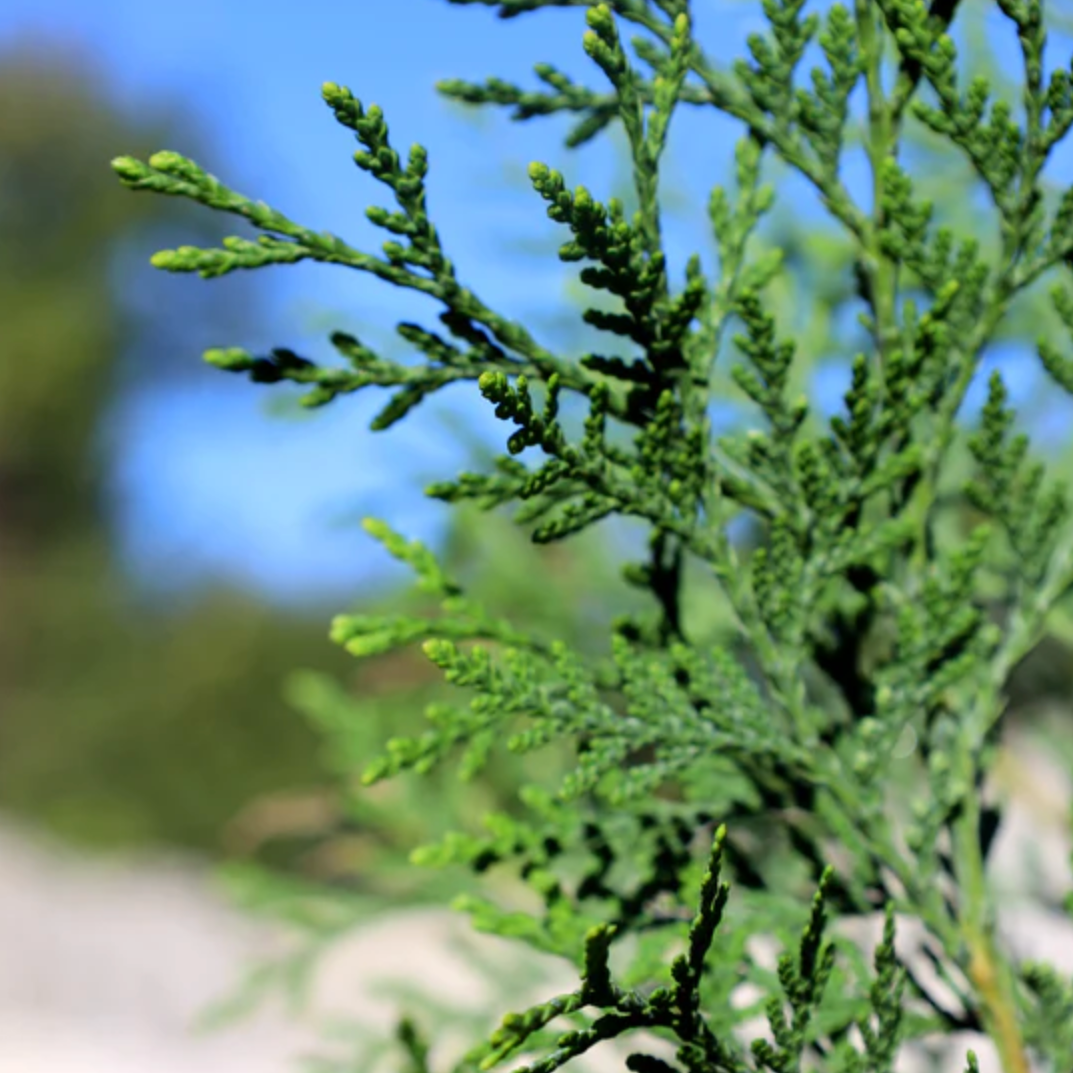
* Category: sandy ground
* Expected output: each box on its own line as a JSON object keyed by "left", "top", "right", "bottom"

{"left": 2, "top": 725, "right": 1071, "bottom": 1073}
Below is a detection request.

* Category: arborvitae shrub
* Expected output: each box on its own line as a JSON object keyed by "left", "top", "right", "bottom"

{"left": 113, "top": 2, "right": 1073, "bottom": 1071}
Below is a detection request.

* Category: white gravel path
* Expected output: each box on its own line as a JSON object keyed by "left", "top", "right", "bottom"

{"left": 0, "top": 822, "right": 592, "bottom": 1073}
{"left": 1, "top": 725, "right": 1071, "bottom": 1073}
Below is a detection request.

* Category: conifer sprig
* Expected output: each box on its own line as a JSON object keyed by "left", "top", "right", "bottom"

{"left": 113, "top": 1, "right": 1073, "bottom": 1071}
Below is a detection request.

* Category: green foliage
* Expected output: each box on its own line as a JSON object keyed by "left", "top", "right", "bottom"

{"left": 0, "top": 37, "right": 589, "bottom": 874}
{"left": 115, "top": 2, "right": 1073, "bottom": 1072}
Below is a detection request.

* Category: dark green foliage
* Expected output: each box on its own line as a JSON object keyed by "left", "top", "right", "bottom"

{"left": 114, "top": 1, "right": 1073, "bottom": 1071}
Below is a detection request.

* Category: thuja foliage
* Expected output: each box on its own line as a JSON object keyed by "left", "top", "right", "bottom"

{"left": 112, "top": 1, "right": 1073, "bottom": 1071}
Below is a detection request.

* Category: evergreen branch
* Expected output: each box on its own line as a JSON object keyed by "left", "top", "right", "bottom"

{"left": 113, "top": 91, "right": 631, "bottom": 426}
{"left": 441, "top": 0, "right": 871, "bottom": 243}
{"left": 886, "top": 0, "right": 962, "bottom": 127}
{"left": 112, "top": 3, "right": 1073, "bottom": 1072}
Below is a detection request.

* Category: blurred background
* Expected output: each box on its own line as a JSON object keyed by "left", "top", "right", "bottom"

{"left": 3, "top": 2, "right": 1073, "bottom": 1071}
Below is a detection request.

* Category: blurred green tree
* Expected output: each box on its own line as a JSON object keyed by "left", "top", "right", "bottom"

{"left": 0, "top": 37, "right": 356, "bottom": 853}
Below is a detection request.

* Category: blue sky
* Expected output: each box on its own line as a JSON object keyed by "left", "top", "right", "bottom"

{"left": 3, "top": 1, "right": 1071, "bottom": 606}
